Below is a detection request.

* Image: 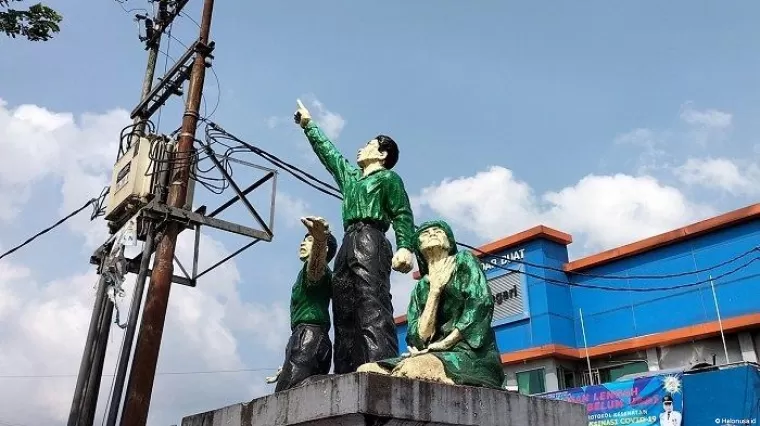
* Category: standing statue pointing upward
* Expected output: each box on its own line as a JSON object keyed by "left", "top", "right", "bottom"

{"left": 295, "top": 99, "right": 415, "bottom": 373}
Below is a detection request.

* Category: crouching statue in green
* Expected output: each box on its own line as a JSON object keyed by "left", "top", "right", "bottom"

{"left": 358, "top": 220, "right": 503, "bottom": 388}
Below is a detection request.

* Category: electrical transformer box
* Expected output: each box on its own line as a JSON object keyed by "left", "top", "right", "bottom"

{"left": 105, "top": 136, "right": 155, "bottom": 223}
{"left": 105, "top": 136, "right": 196, "bottom": 228}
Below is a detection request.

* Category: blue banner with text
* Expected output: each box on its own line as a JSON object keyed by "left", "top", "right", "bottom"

{"left": 541, "top": 373, "right": 684, "bottom": 425}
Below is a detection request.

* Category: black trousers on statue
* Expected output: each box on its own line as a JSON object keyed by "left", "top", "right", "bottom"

{"left": 275, "top": 323, "right": 332, "bottom": 392}
{"left": 332, "top": 221, "right": 399, "bottom": 374}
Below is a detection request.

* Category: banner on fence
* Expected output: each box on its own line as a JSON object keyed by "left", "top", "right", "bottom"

{"left": 541, "top": 373, "right": 684, "bottom": 425}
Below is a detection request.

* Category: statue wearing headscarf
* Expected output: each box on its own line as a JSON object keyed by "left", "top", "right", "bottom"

{"left": 358, "top": 220, "right": 504, "bottom": 388}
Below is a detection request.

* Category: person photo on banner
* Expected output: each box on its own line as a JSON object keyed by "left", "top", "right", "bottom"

{"left": 659, "top": 394, "right": 682, "bottom": 426}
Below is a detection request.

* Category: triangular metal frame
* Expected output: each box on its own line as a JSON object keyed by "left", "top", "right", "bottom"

{"left": 120, "top": 142, "right": 277, "bottom": 287}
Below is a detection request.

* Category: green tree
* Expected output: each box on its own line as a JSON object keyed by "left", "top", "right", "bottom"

{"left": 1, "top": 0, "right": 62, "bottom": 41}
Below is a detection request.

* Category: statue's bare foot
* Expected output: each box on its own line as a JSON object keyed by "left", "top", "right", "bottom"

{"left": 265, "top": 366, "right": 282, "bottom": 384}
{"left": 357, "top": 362, "right": 391, "bottom": 375}
{"left": 391, "top": 354, "right": 454, "bottom": 385}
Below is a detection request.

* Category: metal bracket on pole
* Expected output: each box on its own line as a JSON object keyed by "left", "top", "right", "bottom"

{"left": 130, "top": 40, "right": 216, "bottom": 121}
{"left": 142, "top": 200, "right": 272, "bottom": 240}
{"left": 115, "top": 165, "right": 276, "bottom": 286}
{"left": 91, "top": 156, "right": 276, "bottom": 290}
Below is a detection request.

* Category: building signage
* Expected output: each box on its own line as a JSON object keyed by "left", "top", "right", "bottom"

{"left": 481, "top": 248, "right": 525, "bottom": 272}
{"left": 489, "top": 270, "right": 525, "bottom": 322}
{"left": 482, "top": 247, "right": 527, "bottom": 324}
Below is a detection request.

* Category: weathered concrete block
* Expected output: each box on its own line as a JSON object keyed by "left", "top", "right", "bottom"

{"left": 181, "top": 373, "right": 586, "bottom": 426}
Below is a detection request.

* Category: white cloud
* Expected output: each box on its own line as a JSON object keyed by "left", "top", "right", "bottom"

{"left": 542, "top": 173, "right": 713, "bottom": 250}
{"left": 0, "top": 230, "right": 288, "bottom": 426}
{"left": 0, "top": 98, "right": 129, "bottom": 246}
{"left": 0, "top": 99, "right": 288, "bottom": 426}
{"left": 674, "top": 157, "right": 760, "bottom": 197}
{"left": 413, "top": 166, "right": 713, "bottom": 253}
{"left": 614, "top": 128, "right": 659, "bottom": 148}
{"left": 268, "top": 96, "right": 345, "bottom": 141}
{"left": 612, "top": 104, "right": 735, "bottom": 174}
{"left": 679, "top": 104, "right": 732, "bottom": 129}
{"left": 613, "top": 128, "right": 671, "bottom": 173}
{"left": 275, "top": 192, "right": 311, "bottom": 228}
{"left": 678, "top": 103, "right": 733, "bottom": 147}
{"left": 309, "top": 98, "right": 346, "bottom": 141}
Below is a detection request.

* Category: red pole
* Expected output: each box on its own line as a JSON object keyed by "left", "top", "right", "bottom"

{"left": 119, "top": 0, "right": 215, "bottom": 423}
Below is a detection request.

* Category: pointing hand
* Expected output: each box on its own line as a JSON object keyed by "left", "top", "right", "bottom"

{"left": 294, "top": 99, "right": 312, "bottom": 128}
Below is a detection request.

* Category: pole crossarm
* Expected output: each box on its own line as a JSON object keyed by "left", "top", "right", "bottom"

{"left": 142, "top": 198, "right": 272, "bottom": 241}
{"left": 130, "top": 40, "right": 216, "bottom": 120}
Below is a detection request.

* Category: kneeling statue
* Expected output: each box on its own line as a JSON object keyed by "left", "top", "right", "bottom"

{"left": 358, "top": 220, "right": 503, "bottom": 388}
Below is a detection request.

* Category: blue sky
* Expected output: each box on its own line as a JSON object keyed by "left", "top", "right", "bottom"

{"left": 1, "top": 1, "right": 759, "bottom": 425}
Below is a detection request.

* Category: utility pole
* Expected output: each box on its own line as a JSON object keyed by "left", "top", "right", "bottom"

{"left": 120, "top": 0, "right": 215, "bottom": 423}
{"left": 104, "top": 148, "right": 167, "bottom": 426}
{"left": 67, "top": 1, "right": 182, "bottom": 425}
{"left": 66, "top": 27, "right": 162, "bottom": 420}
{"left": 67, "top": 272, "right": 113, "bottom": 426}
{"left": 105, "top": 1, "right": 189, "bottom": 422}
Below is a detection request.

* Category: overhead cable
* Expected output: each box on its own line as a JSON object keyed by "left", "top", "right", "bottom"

{"left": 458, "top": 241, "right": 760, "bottom": 280}
{"left": 0, "top": 198, "right": 98, "bottom": 262}
{"left": 199, "top": 120, "right": 760, "bottom": 289}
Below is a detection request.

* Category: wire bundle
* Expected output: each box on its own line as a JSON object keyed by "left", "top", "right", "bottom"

{"left": 194, "top": 121, "right": 760, "bottom": 293}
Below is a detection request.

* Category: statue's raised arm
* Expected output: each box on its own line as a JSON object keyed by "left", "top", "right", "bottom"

{"left": 269, "top": 217, "right": 338, "bottom": 392}
{"left": 293, "top": 99, "right": 416, "bottom": 374}
{"left": 295, "top": 99, "right": 356, "bottom": 192}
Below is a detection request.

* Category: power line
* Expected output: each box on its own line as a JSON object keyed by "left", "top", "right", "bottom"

{"left": 0, "top": 198, "right": 97, "bottom": 262}
{"left": 458, "top": 241, "right": 760, "bottom": 280}
{"left": 111, "top": 0, "right": 149, "bottom": 18}
{"left": 484, "top": 251, "right": 760, "bottom": 292}
{"left": 160, "top": 29, "right": 221, "bottom": 121}
{"left": 200, "top": 122, "right": 760, "bottom": 290}
{"left": 203, "top": 121, "right": 342, "bottom": 198}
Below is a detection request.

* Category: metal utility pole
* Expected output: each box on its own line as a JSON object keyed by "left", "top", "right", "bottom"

{"left": 67, "top": 1, "right": 178, "bottom": 424}
{"left": 67, "top": 272, "right": 113, "bottom": 426}
{"left": 134, "top": 39, "right": 161, "bottom": 136}
{"left": 105, "top": 143, "right": 169, "bottom": 426}
{"left": 120, "top": 0, "right": 215, "bottom": 423}
{"left": 80, "top": 291, "right": 115, "bottom": 426}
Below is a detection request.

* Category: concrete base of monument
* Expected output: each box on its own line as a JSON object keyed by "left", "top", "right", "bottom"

{"left": 180, "top": 372, "right": 587, "bottom": 426}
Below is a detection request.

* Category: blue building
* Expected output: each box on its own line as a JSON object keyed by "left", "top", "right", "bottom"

{"left": 394, "top": 203, "right": 760, "bottom": 395}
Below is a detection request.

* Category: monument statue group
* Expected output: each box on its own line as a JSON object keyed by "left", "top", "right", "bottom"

{"left": 266, "top": 100, "right": 504, "bottom": 391}
{"left": 180, "top": 101, "right": 588, "bottom": 425}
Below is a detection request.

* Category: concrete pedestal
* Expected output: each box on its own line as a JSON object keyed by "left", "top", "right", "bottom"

{"left": 181, "top": 373, "right": 586, "bottom": 426}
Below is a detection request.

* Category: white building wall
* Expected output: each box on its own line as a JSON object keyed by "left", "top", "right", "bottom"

{"left": 657, "top": 334, "right": 743, "bottom": 369}
{"left": 502, "top": 358, "right": 560, "bottom": 393}
{"left": 752, "top": 331, "right": 760, "bottom": 361}
{"left": 738, "top": 332, "right": 758, "bottom": 363}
